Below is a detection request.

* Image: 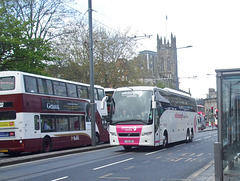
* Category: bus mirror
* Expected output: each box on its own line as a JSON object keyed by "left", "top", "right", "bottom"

{"left": 101, "top": 96, "right": 108, "bottom": 110}
{"left": 152, "top": 95, "right": 156, "bottom": 109}
{"left": 152, "top": 101, "right": 156, "bottom": 109}
{"left": 110, "top": 98, "right": 115, "bottom": 115}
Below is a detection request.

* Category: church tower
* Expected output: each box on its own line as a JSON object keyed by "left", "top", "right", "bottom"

{"left": 156, "top": 33, "right": 178, "bottom": 89}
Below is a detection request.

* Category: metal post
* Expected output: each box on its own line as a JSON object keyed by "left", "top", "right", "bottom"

{"left": 215, "top": 71, "right": 223, "bottom": 180}
{"left": 214, "top": 142, "right": 223, "bottom": 181}
{"left": 88, "top": 0, "right": 96, "bottom": 146}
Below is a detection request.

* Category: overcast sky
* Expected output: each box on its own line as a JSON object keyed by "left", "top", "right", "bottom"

{"left": 73, "top": 0, "right": 240, "bottom": 99}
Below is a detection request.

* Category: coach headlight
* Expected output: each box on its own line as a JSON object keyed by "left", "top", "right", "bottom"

{"left": 110, "top": 132, "right": 117, "bottom": 136}
{"left": 141, "top": 132, "right": 152, "bottom": 136}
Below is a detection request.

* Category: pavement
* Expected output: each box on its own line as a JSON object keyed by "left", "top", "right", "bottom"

{"left": 0, "top": 128, "right": 217, "bottom": 181}
{"left": 185, "top": 160, "right": 215, "bottom": 181}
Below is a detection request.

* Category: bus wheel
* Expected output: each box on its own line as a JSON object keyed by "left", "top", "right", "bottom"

{"left": 162, "top": 133, "right": 168, "bottom": 148}
{"left": 123, "top": 146, "right": 132, "bottom": 151}
{"left": 42, "top": 137, "right": 52, "bottom": 153}
{"left": 95, "top": 133, "right": 100, "bottom": 145}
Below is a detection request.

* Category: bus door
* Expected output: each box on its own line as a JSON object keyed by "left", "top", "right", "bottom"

{"left": 154, "top": 102, "right": 162, "bottom": 146}
{"left": 33, "top": 115, "right": 41, "bottom": 139}
{"left": 155, "top": 102, "right": 164, "bottom": 144}
{"left": 29, "top": 115, "right": 41, "bottom": 151}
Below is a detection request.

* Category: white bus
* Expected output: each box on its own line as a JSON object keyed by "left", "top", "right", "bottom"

{"left": 0, "top": 71, "right": 109, "bottom": 155}
{"left": 108, "top": 86, "right": 198, "bottom": 151}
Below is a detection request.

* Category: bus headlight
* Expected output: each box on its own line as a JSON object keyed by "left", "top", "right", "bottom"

{"left": 110, "top": 132, "right": 117, "bottom": 136}
{"left": 141, "top": 132, "right": 152, "bottom": 136}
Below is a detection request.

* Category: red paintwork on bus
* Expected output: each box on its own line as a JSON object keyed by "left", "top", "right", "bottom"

{"left": 0, "top": 94, "right": 109, "bottom": 154}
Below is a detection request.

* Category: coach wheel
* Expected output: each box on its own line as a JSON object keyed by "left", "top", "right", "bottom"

{"left": 162, "top": 132, "right": 168, "bottom": 148}
{"left": 190, "top": 130, "right": 194, "bottom": 142}
{"left": 186, "top": 130, "right": 191, "bottom": 143}
{"left": 42, "top": 137, "right": 52, "bottom": 153}
{"left": 123, "top": 146, "right": 132, "bottom": 151}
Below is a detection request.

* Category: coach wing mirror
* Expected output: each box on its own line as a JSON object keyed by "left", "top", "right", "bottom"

{"left": 101, "top": 96, "right": 108, "bottom": 110}
{"left": 152, "top": 95, "right": 156, "bottom": 109}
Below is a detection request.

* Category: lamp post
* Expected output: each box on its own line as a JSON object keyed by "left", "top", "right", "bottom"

{"left": 175, "top": 45, "right": 192, "bottom": 90}
{"left": 88, "top": 0, "right": 96, "bottom": 146}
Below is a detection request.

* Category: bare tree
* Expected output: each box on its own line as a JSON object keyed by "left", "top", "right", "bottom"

{"left": 47, "top": 20, "right": 139, "bottom": 87}
{"left": 6, "top": 0, "right": 80, "bottom": 41}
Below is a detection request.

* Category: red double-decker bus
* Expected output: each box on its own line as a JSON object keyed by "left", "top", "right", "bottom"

{"left": 0, "top": 71, "right": 109, "bottom": 155}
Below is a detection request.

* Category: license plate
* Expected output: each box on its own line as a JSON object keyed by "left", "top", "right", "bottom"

{"left": 124, "top": 140, "right": 134, "bottom": 143}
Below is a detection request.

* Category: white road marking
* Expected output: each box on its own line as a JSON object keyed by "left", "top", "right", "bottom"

{"left": 51, "top": 176, "right": 69, "bottom": 181}
{"left": 145, "top": 148, "right": 167, "bottom": 155}
{"left": 93, "top": 158, "right": 134, "bottom": 170}
{"left": 99, "top": 173, "right": 131, "bottom": 180}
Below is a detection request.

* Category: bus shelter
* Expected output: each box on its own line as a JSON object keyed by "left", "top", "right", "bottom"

{"left": 215, "top": 68, "right": 240, "bottom": 181}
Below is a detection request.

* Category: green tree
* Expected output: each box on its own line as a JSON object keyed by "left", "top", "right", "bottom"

{"left": 0, "top": 3, "right": 52, "bottom": 73}
{"left": 0, "top": 0, "right": 79, "bottom": 74}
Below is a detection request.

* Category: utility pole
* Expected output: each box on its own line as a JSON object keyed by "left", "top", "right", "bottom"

{"left": 88, "top": 0, "right": 96, "bottom": 146}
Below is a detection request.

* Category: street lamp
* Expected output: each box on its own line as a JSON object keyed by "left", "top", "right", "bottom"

{"left": 88, "top": 0, "right": 96, "bottom": 146}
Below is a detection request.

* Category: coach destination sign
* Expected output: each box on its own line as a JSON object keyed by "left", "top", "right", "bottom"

{"left": 42, "top": 99, "right": 86, "bottom": 112}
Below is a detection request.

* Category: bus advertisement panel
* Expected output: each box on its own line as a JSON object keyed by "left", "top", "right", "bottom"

{"left": 0, "top": 71, "right": 109, "bottom": 155}
{"left": 108, "top": 86, "right": 198, "bottom": 151}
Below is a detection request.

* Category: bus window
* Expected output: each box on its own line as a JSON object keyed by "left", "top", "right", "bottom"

{"left": 67, "top": 83, "right": 77, "bottom": 98}
{"left": 0, "top": 76, "right": 15, "bottom": 91}
{"left": 80, "top": 116, "right": 85, "bottom": 130}
{"left": 98, "top": 88, "right": 105, "bottom": 100}
{"left": 41, "top": 116, "right": 55, "bottom": 132}
{"left": 34, "top": 115, "right": 40, "bottom": 130}
{"left": 37, "top": 78, "right": 53, "bottom": 95}
{"left": 69, "top": 116, "right": 80, "bottom": 131}
{"left": 46, "top": 80, "right": 54, "bottom": 95}
{"left": 24, "top": 76, "right": 38, "bottom": 93}
{"left": 56, "top": 116, "right": 69, "bottom": 131}
{"left": 94, "top": 88, "right": 98, "bottom": 100}
{"left": 0, "top": 111, "right": 16, "bottom": 120}
{"left": 53, "top": 81, "right": 67, "bottom": 96}
{"left": 77, "top": 85, "right": 89, "bottom": 99}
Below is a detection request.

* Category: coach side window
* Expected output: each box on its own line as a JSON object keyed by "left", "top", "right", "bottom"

{"left": 24, "top": 76, "right": 38, "bottom": 93}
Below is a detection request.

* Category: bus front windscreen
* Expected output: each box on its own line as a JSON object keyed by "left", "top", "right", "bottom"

{"left": 111, "top": 90, "right": 152, "bottom": 125}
